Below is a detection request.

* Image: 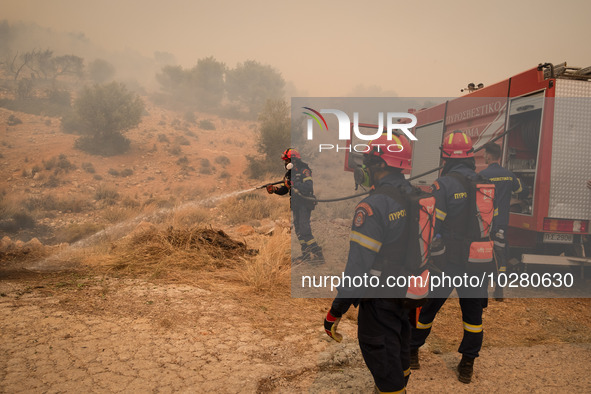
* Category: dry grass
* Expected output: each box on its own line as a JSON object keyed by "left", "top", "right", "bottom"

{"left": 238, "top": 231, "right": 291, "bottom": 294}
{"left": 170, "top": 205, "right": 212, "bottom": 227}
{"left": 219, "top": 192, "right": 288, "bottom": 225}
{"left": 102, "top": 206, "right": 142, "bottom": 224}
{"left": 0, "top": 194, "right": 20, "bottom": 218}
{"left": 104, "top": 225, "right": 257, "bottom": 279}
{"left": 55, "top": 223, "right": 103, "bottom": 244}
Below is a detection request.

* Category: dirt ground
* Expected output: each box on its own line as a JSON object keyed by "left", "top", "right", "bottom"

{"left": 2, "top": 239, "right": 591, "bottom": 393}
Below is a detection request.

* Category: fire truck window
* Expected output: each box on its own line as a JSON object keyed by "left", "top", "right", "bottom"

{"left": 505, "top": 92, "right": 544, "bottom": 216}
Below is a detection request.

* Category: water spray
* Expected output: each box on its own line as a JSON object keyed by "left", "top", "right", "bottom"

{"left": 27, "top": 187, "right": 258, "bottom": 272}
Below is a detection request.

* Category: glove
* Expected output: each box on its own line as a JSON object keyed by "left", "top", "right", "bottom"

{"left": 430, "top": 234, "right": 445, "bottom": 256}
{"left": 428, "top": 234, "right": 445, "bottom": 274}
{"left": 266, "top": 184, "right": 276, "bottom": 194}
{"left": 324, "top": 310, "right": 343, "bottom": 342}
{"left": 284, "top": 178, "right": 292, "bottom": 189}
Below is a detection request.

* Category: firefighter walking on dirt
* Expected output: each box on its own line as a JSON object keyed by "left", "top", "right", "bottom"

{"left": 479, "top": 142, "right": 522, "bottom": 301}
{"left": 266, "top": 148, "right": 324, "bottom": 264}
{"left": 410, "top": 131, "right": 495, "bottom": 384}
{"left": 323, "top": 134, "right": 430, "bottom": 393}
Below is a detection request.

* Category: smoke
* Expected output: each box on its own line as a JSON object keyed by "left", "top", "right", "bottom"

{"left": 0, "top": 20, "right": 163, "bottom": 92}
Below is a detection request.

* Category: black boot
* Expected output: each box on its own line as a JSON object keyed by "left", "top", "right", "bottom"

{"left": 410, "top": 348, "right": 420, "bottom": 370}
{"left": 308, "top": 244, "right": 325, "bottom": 265}
{"left": 457, "top": 355, "right": 474, "bottom": 384}
{"left": 493, "top": 286, "right": 504, "bottom": 301}
{"left": 293, "top": 251, "right": 311, "bottom": 264}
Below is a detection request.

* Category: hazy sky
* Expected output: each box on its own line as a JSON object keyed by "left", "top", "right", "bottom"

{"left": 4, "top": 0, "right": 591, "bottom": 97}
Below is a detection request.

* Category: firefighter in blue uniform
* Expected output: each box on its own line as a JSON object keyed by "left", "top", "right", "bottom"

{"left": 267, "top": 148, "right": 324, "bottom": 264}
{"left": 410, "top": 131, "right": 494, "bottom": 384}
{"left": 324, "top": 134, "right": 415, "bottom": 393}
{"left": 479, "top": 142, "right": 522, "bottom": 300}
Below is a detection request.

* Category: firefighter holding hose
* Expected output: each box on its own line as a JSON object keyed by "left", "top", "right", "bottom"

{"left": 266, "top": 148, "right": 324, "bottom": 264}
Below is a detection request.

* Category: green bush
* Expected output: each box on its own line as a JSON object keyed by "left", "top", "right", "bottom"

{"left": 75, "top": 132, "right": 131, "bottom": 156}
{"left": 214, "top": 155, "right": 230, "bottom": 167}
{"left": 81, "top": 162, "right": 95, "bottom": 173}
{"left": 184, "top": 111, "right": 197, "bottom": 124}
{"left": 174, "top": 135, "right": 190, "bottom": 146}
{"left": 7, "top": 114, "right": 22, "bottom": 126}
{"left": 71, "top": 82, "right": 144, "bottom": 156}
{"left": 245, "top": 99, "right": 290, "bottom": 178}
{"left": 198, "top": 119, "right": 216, "bottom": 130}
{"left": 120, "top": 168, "right": 134, "bottom": 177}
{"left": 43, "top": 175, "right": 60, "bottom": 188}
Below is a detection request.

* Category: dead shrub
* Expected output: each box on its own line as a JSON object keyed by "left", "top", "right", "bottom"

{"left": 95, "top": 185, "right": 120, "bottom": 204}
{"left": 108, "top": 226, "right": 257, "bottom": 276}
{"left": 23, "top": 195, "right": 58, "bottom": 212}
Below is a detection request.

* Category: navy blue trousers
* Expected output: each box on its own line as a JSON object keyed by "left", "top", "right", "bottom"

{"left": 358, "top": 299, "right": 411, "bottom": 392}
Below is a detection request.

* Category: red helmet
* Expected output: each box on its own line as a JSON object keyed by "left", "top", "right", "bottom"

{"left": 441, "top": 130, "right": 474, "bottom": 158}
{"left": 365, "top": 133, "right": 412, "bottom": 170}
{"left": 281, "top": 148, "right": 300, "bottom": 161}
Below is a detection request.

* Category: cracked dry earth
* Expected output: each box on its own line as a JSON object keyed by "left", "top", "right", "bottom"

{"left": 0, "top": 271, "right": 361, "bottom": 393}
{"left": 1, "top": 270, "right": 591, "bottom": 393}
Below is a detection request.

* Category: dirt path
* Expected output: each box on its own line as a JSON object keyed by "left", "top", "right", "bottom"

{"left": 1, "top": 272, "right": 590, "bottom": 393}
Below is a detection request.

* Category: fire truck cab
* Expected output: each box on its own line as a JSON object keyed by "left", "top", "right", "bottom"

{"left": 345, "top": 62, "right": 591, "bottom": 272}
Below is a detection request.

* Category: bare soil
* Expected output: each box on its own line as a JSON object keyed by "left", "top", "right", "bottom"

{"left": 2, "top": 232, "right": 591, "bottom": 393}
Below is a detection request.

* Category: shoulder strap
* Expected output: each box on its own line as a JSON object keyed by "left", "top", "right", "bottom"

{"left": 371, "top": 184, "right": 409, "bottom": 208}
{"left": 447, "top": 172, "right": 472, "bottom": 195}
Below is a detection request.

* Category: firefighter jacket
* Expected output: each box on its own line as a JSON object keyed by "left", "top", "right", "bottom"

{"left": 274, "top": 160, "right": 315, "bottom": 208}
{"left": 432, "top": 162, "right": 497, "bottom": 265}
{"left": 432, "top": 163, "right": 478, "bottom": 238}
{"left": 479, "top": 163, "right": 522, "bottom": 230}
{"left": 330, "top": 172, "right": 412, "bottom": 317}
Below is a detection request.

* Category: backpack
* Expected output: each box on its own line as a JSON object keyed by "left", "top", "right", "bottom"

{"left": 370, "top": 185, "right": 436, "bottom": 302}
{"left": 447, "top": 173, "right": 496, "bottom": 268}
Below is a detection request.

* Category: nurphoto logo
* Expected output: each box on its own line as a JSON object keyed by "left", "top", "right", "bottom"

{"left": 302, "top": 107, "right": 417, "bottom": 152}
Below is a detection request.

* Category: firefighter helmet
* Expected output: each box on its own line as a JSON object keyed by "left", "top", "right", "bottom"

{"left": 365, "top": 133, "right": 412, "bottom": 170}
{"left": 281, "top": 148, "right": 300, "bottom": 161}
{"left": 441, "top": 130, "right": 474, "bottom": 158}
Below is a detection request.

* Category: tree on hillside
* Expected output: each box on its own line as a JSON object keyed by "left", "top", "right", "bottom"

{"left": 225, "top": 60, "right": 285, "bottom": 118}
{"left": 23, "top": 50, "right": 84, "bottom": 81}
{"left": 88, "top": 58, "right": 116, "bottom": 83}
{"left": 191, "top": 56, "right": 225, "bottom": 110}
{"left": 246, "top": 98, "right": 291, "bottom": 178}
{"left": 156, "top": 64, "right": 190, "bottom": 94}
{"left": 72, "top": 82, "right": 144, "bottom": 156}
{"left": 155, "top": 57, "right": 225, "bottom": 111}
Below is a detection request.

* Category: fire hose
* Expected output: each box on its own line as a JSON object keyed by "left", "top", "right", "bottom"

{"left": 288, "top": 124, "right": 518, "bottom": 203}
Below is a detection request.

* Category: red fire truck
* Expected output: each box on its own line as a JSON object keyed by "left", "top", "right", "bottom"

{"left": 345, "top": 62, "right": 591, "bottom": 272}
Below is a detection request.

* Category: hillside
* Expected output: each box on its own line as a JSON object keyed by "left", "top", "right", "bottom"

{"left": 0, "top": 101, "right": 262, "bottom": 247}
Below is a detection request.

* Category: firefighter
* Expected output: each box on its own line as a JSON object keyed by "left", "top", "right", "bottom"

{"left": 410, "top": 131, "right": 492, "bottom": 384}
{"left": 267, "top": 148, "right": 324, "bottom": 264}
{"left": 479, "top": 142, "right": 522, "bottom": 300}
{"left": 324, "top": 134, "right": 415, "bottom": 393}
